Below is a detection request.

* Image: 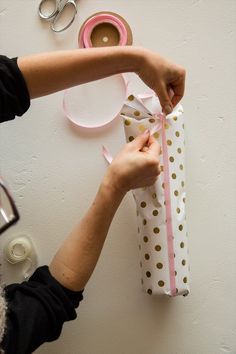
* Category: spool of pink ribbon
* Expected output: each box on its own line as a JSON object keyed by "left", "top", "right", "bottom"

{"left": 79, "top": 12, "right": 132, "bottom": 48}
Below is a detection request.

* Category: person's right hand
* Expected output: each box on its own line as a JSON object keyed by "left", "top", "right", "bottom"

{"left": 133, "top": 47, "right": 186, "bottom": 115}
{"left": 103, "top": 130, "right": 161, "bottom": 195}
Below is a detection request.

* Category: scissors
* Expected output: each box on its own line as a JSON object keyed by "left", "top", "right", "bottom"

{"left": 38, "top": 0, "right": 78, "bottom": 32}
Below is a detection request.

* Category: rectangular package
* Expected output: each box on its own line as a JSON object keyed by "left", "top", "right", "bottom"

{"left": 120, "top": 93, "right": 190, "bottom": 296}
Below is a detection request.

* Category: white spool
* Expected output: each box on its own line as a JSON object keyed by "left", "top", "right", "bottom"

{"left": 5, "top": 237, "right": 32, "bottom": 264}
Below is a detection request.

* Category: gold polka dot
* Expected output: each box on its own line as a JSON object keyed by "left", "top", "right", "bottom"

{"left": 173, "top": 116, "right": 178, "bottom": 121}
{"left": 179, "top": 164, "right": 184, "bottom": 170}
{"left": 167, "top": 139, "right": 172, "bottom": 146}
{"left": 175, "top": 271, "right": 177, "bottom": 276}
{"left": 147, "top": 289, "right": 152, "bottom": 295}
{"left": 125, "top": 119, "right": 131, "bottom": 126}
{"left": 134, "top": 110, "right": 140, "bottom": 116}
{"left": 174, "top": 190, "right": 179, "bottom": 196}
{"left": 176, "top": 288, "right": 179, "bottom": 294}
{"left": 169, "top": 156, "right": 174, "bottom": 162}
{"left": 152, "top": 209, "right": 158, "bottom": 216}
{"left": 162, "top": 182, "right": 165, "bottom": 189}
{"left": 129, "top": 136, "right": 134, "bottom": 142}
{"left": 183, "top": 197, "right": 186, "bottom": 203}
{"left": 182, "top": 259, "right": 186, "bottom": 266}
{"left": 138, "top": 124, "right": 146, "bottom": 133}
{"left": 175, "top": 131, "right": 180, "bottom": 137}
{"left": 140, "top": 201, "right": 146, "bottom": 208}
{"left": 172, "top": 173, "right": 177, "bottom": 179}
{"left": 177, "top": 147, "right": 182, "bottom": 154}
{"left": 160, "top": 165, "right": 164, "bottom": 172}
{"left": 154, "top": 132, "right": 159, "bottom": 139}
{"left": 143, "top": 236, "right": 148, "bottom": 243}
{"left": 165, "top": 123, "right": 170, "bottom": 129}
{"left": 152, "top": 193, "right": 157, "bottom": 199}
{"left": 158, "top": 280, "right": 165, "bottom": 287}
{"left": 120, "top": 112, "right": 125, "bottom": 116}
{"left": 180, "top": 241, "right": 184, "bottom": 248}
{"left": 149, "top": 118, "right": 155, "bottom": 123}
{"left": 145, "top": 253, "right": 150, "bottom": 260}
{"left": 183, "top": 277, "right": 187, "bottom": 284}
{"left": 153, "top": 227, "right": 160, "bottom": 234}
{"left": 179, "top": 225, "right": 183, "bottom": 231}
{"left": 156, "top": 263, "right": 163, "bottom": 269}
{"left": 155, "top": 245, "right": 161, "bottom": 251}
{"left": 181, "top": 181, "right": 185, "bottom": 187}
{"left": 128, "top": 94, "right": 134, "bottom": 101}
{"left": 146, "top": 271, "right": 151, "bottom": 278}
{"left": 176, "top": 207, "right": 181, "bottom": 214}
{"left": 143, "top": 219, "right": 147, "bottom": 226}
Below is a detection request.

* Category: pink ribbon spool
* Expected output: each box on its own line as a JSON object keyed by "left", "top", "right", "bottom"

{"left": 79, "top": 13, "right": 129, "bottom": 48}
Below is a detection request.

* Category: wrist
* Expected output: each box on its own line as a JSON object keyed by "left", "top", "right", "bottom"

{"left": 111, "top": 46, "right": 145, "bottom": 74}
{"left": 100, "top": 171, "right": 126, "bottom": 202}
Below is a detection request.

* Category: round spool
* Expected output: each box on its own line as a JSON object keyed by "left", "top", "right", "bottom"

{"left": 5, "top": 237, "right": 32, "bottom": 264}
{"left": 78, "top": 12, "right": 133, "bottom": 48}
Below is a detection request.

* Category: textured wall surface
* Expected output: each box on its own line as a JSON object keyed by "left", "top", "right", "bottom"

{"left": 0, "top": 1, "right": 236, "bottom": 353}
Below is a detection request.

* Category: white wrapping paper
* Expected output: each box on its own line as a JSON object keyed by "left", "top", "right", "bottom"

{"left": 120, "top": 94, "right": 190, "bottom": 296}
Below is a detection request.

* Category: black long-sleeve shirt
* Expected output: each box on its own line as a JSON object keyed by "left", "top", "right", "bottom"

{"left": 3, "top": 267, "right": 83, "bottom": 354}
{"left": 0, "top": 55, "right": 84, "bottom": 353}
{"left": 0, "top": 55, "right": 30, "bottom": 122}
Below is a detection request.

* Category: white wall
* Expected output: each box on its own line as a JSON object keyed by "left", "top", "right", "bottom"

{"left": 0, "top": 1, "right": 236, "bottom": 353}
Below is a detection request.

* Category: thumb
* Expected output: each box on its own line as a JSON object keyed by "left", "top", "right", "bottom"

{"left": 146, "top": 135, "right": 161, "bottom": 157}
{"left": 155, "top": 82, "right": 173, "bottom": 115}
{"left": 129, "top": 130, "right": 150, "bottom": 151}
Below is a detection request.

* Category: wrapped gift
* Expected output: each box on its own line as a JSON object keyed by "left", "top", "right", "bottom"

{"left": 120, "top": 93, "right": 190, "bottom": 296}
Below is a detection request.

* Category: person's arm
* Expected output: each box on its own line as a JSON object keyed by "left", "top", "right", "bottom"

{"left": 49, "top": 130, "right": 160, "bottom": 291}
{"left": 18, "top": 46, "right": 185, "bottom": 115}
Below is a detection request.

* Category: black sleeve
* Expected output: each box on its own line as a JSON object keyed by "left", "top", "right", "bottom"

{"left": 0, "top": 55, "right": 30, "bottom": 123}
{"left": 2, "top": 266, "right": 83, "bottom": 354}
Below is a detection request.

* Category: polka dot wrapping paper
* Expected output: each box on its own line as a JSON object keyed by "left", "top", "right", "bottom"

{"left": 120, "top": 94, "right": 190, "bottom": 297}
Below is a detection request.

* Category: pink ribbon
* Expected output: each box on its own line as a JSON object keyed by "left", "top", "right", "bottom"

{"left": 155, "top": 113, "right": 176, "bottom": 296}
{"left": 64, "top": 12, "right": 130, "bottom": 129}
{"left": 79, "top": 13, "right": 128, "bottom": 48}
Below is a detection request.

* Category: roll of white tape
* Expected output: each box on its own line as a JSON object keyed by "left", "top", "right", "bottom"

{"left": 5, "top": 237, "right": 32, "bottom": 264}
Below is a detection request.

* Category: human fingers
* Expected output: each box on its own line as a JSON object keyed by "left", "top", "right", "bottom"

{"left": 170, "top": 68, "right": 186, "bottom": 107}
{"left": 146, "top": 135, "right": 161, "bottom": 157}
{"left": 154, "top": 81, "right": 173, "bottom": 115}
{"left": 128, "top": 129, "right": 150, "bottom": 151}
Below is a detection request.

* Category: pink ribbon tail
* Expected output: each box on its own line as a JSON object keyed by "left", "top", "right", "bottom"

{"left": 102, "top": 145, "right": 113, "bottom": 164}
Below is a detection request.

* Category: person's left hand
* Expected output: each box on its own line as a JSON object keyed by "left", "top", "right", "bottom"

{"left": 103, "top": 130, "right": 161, "bottom": 195}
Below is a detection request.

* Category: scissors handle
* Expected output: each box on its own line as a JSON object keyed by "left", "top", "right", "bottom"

{"left": 51, "top": 0, "right": 77, "bottom": 32}
{"left": 38, "top": 0, "right": 59, "bottom": 20}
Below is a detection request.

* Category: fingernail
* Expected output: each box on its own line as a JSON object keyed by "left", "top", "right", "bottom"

{"left": 164, "top": 105, "right": 173, "bottom": 115}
